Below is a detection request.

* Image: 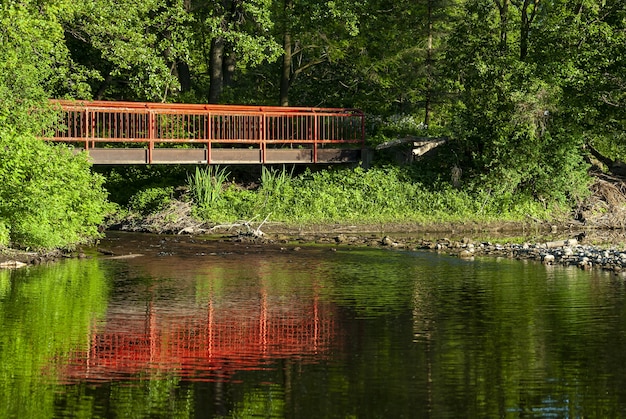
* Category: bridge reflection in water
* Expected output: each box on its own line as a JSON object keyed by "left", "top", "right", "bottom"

{"left": 64, "top": 290, "right": 335, "bottom": 382}
{"left": 47, "top": 100, "right": 365, "bottom": 165}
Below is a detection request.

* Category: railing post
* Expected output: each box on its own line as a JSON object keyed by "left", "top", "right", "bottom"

{"left": 313, "top": 112, "right": 319, "bottom": 164}
{"left": 261, "top": 112, "right": 266, "bottom": 164}
{"left": 207, "top": 112, "right": 212, "bottom": 165}
{"left": 86, "top": 108, "right": 95, "bottom": 150}
{"left": 148, "top": 111, "right": 155, "bottom": 164}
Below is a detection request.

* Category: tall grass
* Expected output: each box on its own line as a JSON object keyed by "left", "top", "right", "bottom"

{"left": 187, "top": 165, "right": 230, "bottom": 208}
{"left": 260, "top": 165, "right": 293, "bottom": 194}
{"left": 186, "top": 165, "right": 558, "bottom": 224}
{"left": 258, "top": 166, "right": 293, "bottom": 210}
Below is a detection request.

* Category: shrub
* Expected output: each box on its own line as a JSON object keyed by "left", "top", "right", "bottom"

{"left": 0, "top": 128, "right": 113, "bottom": 250}
{"left": 0, "top": 221, "right": 9, "bottom": 248}
{"left": 128, "top": 187, "right": 174, "bottom": 215}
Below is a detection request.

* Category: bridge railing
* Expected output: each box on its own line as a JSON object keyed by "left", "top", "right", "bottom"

{"left": 47, "top": 100, "right": 365, "bottom": 165}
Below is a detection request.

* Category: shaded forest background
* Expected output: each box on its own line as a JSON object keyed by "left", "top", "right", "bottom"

{"left": 0, "top": 0, "right": 625, "bottom": 248}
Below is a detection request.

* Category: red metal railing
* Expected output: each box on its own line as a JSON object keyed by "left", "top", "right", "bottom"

{"left": 48, "top": 99, "right": 365, "bottom": 164}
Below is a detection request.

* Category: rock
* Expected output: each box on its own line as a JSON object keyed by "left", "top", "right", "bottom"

{"left": 381, "top": 236, "right": 395, "bottom": 246}
{"left": 458, "top": 250, "right": 474, "bottom": 259}
{"left": 546, "top": 240, "right": 568, "bottom": 249}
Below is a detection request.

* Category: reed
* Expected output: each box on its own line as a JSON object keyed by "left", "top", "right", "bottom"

{"left": 187, "top": 165, "right": 230, "bottom": 207}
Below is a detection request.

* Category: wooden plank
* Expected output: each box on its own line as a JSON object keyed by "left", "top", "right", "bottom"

{"left": 77, "top": 148, "right": 361, "bottom": 164}
{"left": 317, "top": 149, "right": 361, "bottom": 163}
{"left": 84, "top": 149, "right": 149, "bottom": 164}
{"left": 209, "top": 149, "right": 262, "bottom": 164}
{"left": 152, "top": 149, "right": 207, "bottom": 164}
{"left": 265, "top": 149, "right": 313, "bottom": 163}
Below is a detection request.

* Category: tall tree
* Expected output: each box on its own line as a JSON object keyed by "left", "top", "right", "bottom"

{"left": 445, "top": 0, "right": 592, "bottom": 202}
{"left": 63, "top": 0, "right": 191, "bottom": 102}
{"left": 188, "top": 0, "right": 280, "bottom": 103}
{"left": 275, "top": 0, "right": 361, "bottom": 106}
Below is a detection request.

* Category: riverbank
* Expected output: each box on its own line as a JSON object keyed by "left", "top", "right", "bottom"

{"left": 108, "top": 217, "right": 626, "bottom": 274}
{"left": 3, "top": 197, "right": 626, "bottom": 274}
{"left": 0, "top": 248, "right": 65, "bottom": 269}
{"left": 3, "top": 224, "right": 626, "bottom": 274}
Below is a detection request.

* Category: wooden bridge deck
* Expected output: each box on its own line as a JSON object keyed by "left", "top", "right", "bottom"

{"left": 47, "top": 100, "right": 365, "bottom": 165}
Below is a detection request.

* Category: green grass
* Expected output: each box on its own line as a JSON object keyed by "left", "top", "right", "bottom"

{"left": 184, "top": 165, "right": 559, "bottom": 225}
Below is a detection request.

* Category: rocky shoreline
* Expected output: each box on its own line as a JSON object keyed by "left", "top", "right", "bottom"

{"left": 383, "top": 235, "right": 626, "bottom": 273}
{"left": 3, "top": 225, "right": 626, "bottom": 274}
{"left": 258, "top": 229, "right": 626, "bottom": 274}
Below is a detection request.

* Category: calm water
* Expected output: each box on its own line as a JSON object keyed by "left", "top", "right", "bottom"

{"left": 2, "top": 232, "right": 626, "bottom": 418}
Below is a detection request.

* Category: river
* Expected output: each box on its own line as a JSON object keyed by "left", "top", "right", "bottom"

{"left": 1, "top": 231, "right": 626, "bottom": 418}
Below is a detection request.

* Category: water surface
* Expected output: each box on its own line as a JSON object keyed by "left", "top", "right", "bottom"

{"left": 2, "top": 232, "right": 626, "bottom": 417}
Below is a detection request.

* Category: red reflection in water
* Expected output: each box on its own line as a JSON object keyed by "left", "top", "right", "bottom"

{"left": 63, "top": 291, "right": 336, "bottom": 382}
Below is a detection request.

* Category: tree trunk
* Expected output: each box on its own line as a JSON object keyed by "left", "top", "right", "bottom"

{"left": 424, "top": 0, "right": 434, "bottom": 127}
{"left": 519, "top": 0, "right": 537, "bottom": 60}
{"left": 208, "top": 37, "right": 224, "bottom": 103}
{"left": 223, "top": 47, "right": 236, "bottom": 87}
{"left": 95, "top": 72, "right": 113, "bottom": 100}
{"left": 279, "top": 0, "right": 294, "bottom": 106}
{"left": 177, "top": 61, "right": 191, "bottom": 92}
{"left": 494, "top": 0, "right": 509, "bottom": 53}
{"left": 280, "top": 31, "right": 292, "bottom": 106}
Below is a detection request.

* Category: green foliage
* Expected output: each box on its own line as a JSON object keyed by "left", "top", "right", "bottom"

{"left": 187, "top": 165, "right": 230, "bottom": 208}
{"left": 188, "top": 165, "right": 557, "bottom": 224}
{"left": 0, "top": 1, "right": 87, "bottom": 132}
{"left": 0, "top": 222, "right": 9, "bottom": 248}
{"left": 0, "top": 129, "right": 113, "bottom": 250}
{"left": 65, "top": 0, "right": 191, "bottom": 101}
{"left": 128, "top": 187, "right": 174, "bottom": 215}
{"left": 444, "top": 0, "right": 595, "bottom": 204}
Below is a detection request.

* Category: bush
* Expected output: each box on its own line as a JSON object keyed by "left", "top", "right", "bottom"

{"left": 128, "top": 187, "right": 174, "bottom": 215}
{"left": 186, "top": 165, "right": 559, "bottom": 225}
{"left": 0, "top": 221, "right": 9, "bottom": 248}
{"left": 0, "top": 128, "right": 113, "bottom": 250}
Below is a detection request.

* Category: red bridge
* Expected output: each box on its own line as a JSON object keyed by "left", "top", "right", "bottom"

{"left": 48, "top": 100, "right": 366, "bottom": 165}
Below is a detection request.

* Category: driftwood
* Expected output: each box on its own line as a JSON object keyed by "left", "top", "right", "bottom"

{"left": 209, "top": 214, "right": 270, "bottom": 238}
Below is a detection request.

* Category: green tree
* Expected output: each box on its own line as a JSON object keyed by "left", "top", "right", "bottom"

{"left": 63, "top": 0, "right": 191, "bottom": 102}
{"left": 275, "top": 0, "right": 361, "bottom": 106}
{"left": 0, "top": 0, "right": 112, "bottom": 250}
{"left": 445, "top": 0, "right": 592, "bottom": 204}
{"left": 539, "top": 0, "right": 626, "bottom": 163}
{"left": 183, "top": 0, "right": 281, "bottom": 103}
